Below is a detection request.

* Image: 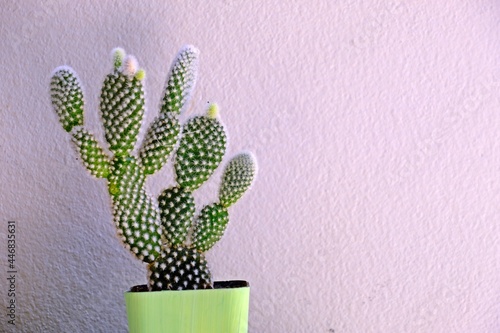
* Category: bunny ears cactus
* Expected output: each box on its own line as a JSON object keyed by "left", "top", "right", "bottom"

{"left": 49, "top": 46, "right": 257, "bottom": 290}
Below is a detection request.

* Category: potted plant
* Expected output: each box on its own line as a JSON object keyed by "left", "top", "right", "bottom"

{"left": 49, "top": 45, "right": 257, "bottom": 333}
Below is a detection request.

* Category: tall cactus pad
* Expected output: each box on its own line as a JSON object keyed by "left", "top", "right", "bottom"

{"left": 71, "top": 128, "right": 110, "bottom": 178}
{"left": 113, "top": 188, "right": 162, "bottom": 262}
{"left": 148, "top": 246, "right": 211, "bottom": 291}
{"left": 100, "top": 63, "right": 145, "bottom": 156}
{"left": 50, "top": 67, "right": 84, "bottom": 132}
{"left": 192, "top": 203, "right": 229, "bottom": 252}
{"left": 108, "top": 157, "right": 162, "bottom": 262}
{"left": 139, "top": 113, "right": 180, "bottom": 175}
{"left": 161, "top": 45, "right": 199, "bottom": 115}
{"left": 219, "top": 153, "right": 257, "bottom": 207}
{"left": 175, "top": 112, "right": 227, "bottom": 191}
{"left": 158, "top": 186, "right": 195, "bottom": 246}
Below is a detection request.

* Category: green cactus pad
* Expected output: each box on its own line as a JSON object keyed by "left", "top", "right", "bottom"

{"left": 113, "top": 188, "right": 162, "bottom": 263}
{"left": 175, "top": 115, "right": 227, "bottom": 191}
{"left": 138, "top": 113, "right": 180, "bottom": 175}
{"left": 158, "top": 186, "right": 195, "bottom": 246}
{"left": 108, "top": 156, "right": 145, "bottom": 198}
{"left": 107, "top": 157, "right": 162, "bottom": 262}
{"left": 192, "top": 203, "right": 229, "bottom": 252}
{"left": 160, "top": 45, "right": 199, "bottom": 115}
{"left": 50, "top": 67, "right": 84, "bottom": 132}
{"left": 148, "top": 246, "right": 212, "bottom": 290}
{"left": 71, "top": 128, "right": 110, "bottom": 178}
{"left": 100, "top": 71, "right": 145, "bottom": 156}
{"left": 219, "top": 153, "right": 257, "bottom": 207}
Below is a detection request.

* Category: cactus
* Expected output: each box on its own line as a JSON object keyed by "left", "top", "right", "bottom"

{"left": 50, "top": 46, "right": 257, "bottom": 291}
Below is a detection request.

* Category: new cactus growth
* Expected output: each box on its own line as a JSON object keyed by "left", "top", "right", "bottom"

{"left": 50, "top": 46, "right": 257, "bottom": 291}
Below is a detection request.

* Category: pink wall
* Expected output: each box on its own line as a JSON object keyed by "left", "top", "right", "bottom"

{"left": 1, "top": 1, "right": 499, "bottom": 331}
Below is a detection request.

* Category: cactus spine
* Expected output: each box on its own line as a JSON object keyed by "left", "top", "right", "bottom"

{"left": 50, "top": 46, "right": 257, "bottom": 290}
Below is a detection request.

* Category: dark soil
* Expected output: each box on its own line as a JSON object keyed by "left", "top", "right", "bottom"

{"left": 129, "top": 280, "right": 249, "bottom": 292}
{"left": 214, "top": 280, "right": 249, "bottom": 289}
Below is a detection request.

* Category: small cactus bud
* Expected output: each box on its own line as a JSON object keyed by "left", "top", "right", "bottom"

{"left": 112, "top": 47, "right": 126, "bottom": 70}
{"left": 122, "top": 55, "right": 138, "bottom": 76}
{"left": 135, "top": 69, "right": 146, "bottom": 81}
{"left": 207, "top": 103, "right": 219, "bottom": 119}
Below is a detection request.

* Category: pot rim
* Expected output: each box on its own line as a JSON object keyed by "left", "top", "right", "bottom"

{"left": 126, "top": 280, "right": 249, "bottom": 293}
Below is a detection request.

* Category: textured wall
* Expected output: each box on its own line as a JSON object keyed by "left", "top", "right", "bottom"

{"left": 1, "top": 1, "right": 500, "bottom": 332}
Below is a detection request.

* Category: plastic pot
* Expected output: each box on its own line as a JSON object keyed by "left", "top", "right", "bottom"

{"left": 125, "top": 280, "right": 250, "bottom": 333}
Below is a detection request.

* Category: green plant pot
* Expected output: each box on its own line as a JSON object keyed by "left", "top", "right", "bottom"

{"left": 125, "top": 281, "right": 250, "bottom": 333}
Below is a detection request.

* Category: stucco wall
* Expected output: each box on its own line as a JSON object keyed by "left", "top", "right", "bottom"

{"left": 1, "top": 1, "right": 499, "bottom": 332}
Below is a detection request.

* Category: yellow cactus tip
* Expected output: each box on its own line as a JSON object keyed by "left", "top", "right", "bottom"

{"left": 135, "top": 69, "right": 146, "bottom": 81}
{"left": 207, "top": 103, "right": 219, "bottom": 119}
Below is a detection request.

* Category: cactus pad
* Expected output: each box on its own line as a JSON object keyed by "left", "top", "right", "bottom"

{"left": 160, "top": 45, "right": 199, "bottom": 115}
{"left": 192, "top": 203, "right": 229, "bottom": 252}
{"left": 50, "top": 67, "right": 84, "bottom": 132}
{"left": 100, "top": 71, "right": 145, "bottom": 156}
{"left": 113, "top": 188, "right": 162, "bottom": 262}
{"left": 219, "top": 153, "right": 257, "bottom": 207}
{"left": 108, "top": 157, "right": 162, "bottom": 262}
{"left": 148, "top": 246, "right": 211, "bottom": 290}
{"left": 139, "top": 113, "right": 180, "bottom": 175}
{"left": 175, "top": 114, "right": 227, "bottom": 191}
{"left": 158, "top": 186, "right": 195, "bottom": 246}
{"left": 71, "top": 128, "right": 110, "bottom": 178}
